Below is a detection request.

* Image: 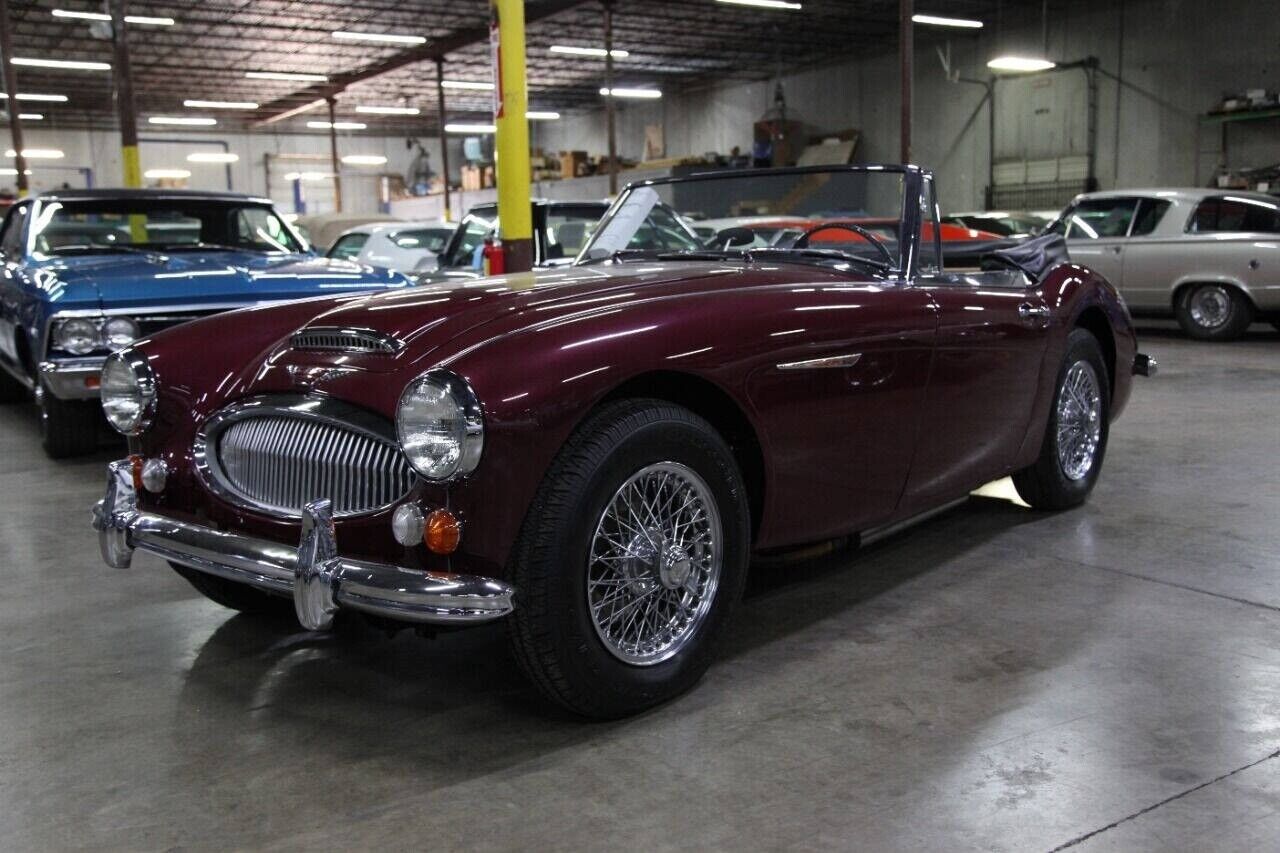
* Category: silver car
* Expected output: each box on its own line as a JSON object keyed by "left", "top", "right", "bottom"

{"left": 1049, "top": 188, "right": 1280, "bottom": 340}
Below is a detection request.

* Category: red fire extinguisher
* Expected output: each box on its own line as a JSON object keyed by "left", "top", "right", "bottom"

{"left": 482, "top": 238, "right": 506, "bottom": 276}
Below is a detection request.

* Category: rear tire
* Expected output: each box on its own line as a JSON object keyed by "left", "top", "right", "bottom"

{"left": 170, "top": 563, "right": 295, "bottom": 617}
{"left": 39, "top": 383, "right": 100, "bottom": 458}
{"left": 1013, "top": 328, "right": 1111, "bottom": 510}
{"left": 507, "top": 399, "right": 751, "bottom": 719}
{"left": 1175, "top": 283, "right": 1253, "bottom": 341}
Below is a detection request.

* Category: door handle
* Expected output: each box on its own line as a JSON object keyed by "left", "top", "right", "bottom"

{"left": 1110, "top": 245, "right": 1123, "bottom": 254}
{"left": 1018, "top": 303, "right": 1050, "bottom": 327}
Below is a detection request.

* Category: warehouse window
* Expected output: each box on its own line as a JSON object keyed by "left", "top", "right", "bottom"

{"left": 1188, "top": 196, "right": 1280, "bottom": 234}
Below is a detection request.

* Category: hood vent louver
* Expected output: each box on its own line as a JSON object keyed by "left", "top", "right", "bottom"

{"left": 290, "top": 327, "right": 405, "bottom": 355}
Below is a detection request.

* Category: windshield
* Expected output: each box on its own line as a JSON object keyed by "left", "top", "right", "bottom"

{"left": 31, "top": 198, "right": 305, "bottom": 257}
{"left": 581, "top": 168, "right": 907, "bottom": 270}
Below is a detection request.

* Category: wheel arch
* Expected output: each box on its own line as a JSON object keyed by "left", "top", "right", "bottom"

{"left": 596, "top": 370, "right": 767, "bottom": 540}
{"left": 1072, "top": 305, "right": 1116, "bottom": 395}
{"left": 1171, "top": 277, "right": 1258, "bottom": 313}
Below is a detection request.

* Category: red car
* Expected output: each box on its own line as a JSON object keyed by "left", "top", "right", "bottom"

{"left": 94, "top": 165, "right": 1151, "bottom": 718}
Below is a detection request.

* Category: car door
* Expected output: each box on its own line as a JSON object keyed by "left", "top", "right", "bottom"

{"left": 1102, "top": 197, "right": 1176, "bottom": 311}
{"left": 1058, "top": 196, "right": 1140, "bottom": 286}
{"left": 899, "top": 182, "right": 1051, "bottom": 516}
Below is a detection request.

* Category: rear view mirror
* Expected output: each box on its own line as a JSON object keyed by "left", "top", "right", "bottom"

{"left": 715, "top": 227, "right": 756, "bottom": 249}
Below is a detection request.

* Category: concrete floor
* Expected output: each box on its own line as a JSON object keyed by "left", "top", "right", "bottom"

{"left": 2, "top": 324, "right": 1279, "bottom": 851}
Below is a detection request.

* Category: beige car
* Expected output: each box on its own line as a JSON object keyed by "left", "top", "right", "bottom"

{"left": 1050, "top": 188, "right": 1280, "bottom": 340}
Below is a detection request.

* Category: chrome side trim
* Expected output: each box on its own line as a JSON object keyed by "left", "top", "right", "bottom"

{"left": 776, "top": 352, "right": 863, "bottom": 371}
{"left": 92, "top": 460, "right": 515, "bottom": 628}
{"left": 290, "top": 326, "right": 405, "bottom": 354}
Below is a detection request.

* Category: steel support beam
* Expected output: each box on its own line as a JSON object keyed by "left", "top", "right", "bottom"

{"left": 899, "top": 0, "right": 913, "bottom": 164}
{"left": 491, "top": 0, "right": 533, "bottom": 273}
{"left": 604, "top": 0, "right": 618, "bottom": 195}
{"left": 436, "top": 59, "right": 452, "bottom": 220}
{"left": 0, "top": 0, "right": 27, "bottom": 196}
{"left": 109, "top": 0, "right": 141, "bottom": 189}
{"left": 326, "top": 97, "right": 342, "bottom": 212}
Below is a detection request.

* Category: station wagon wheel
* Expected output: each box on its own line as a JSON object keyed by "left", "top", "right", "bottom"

{"left": 1013, "top": 328, "right": 1111, "bottom": 510}
{"left": 507, "top": 399, "right": 750, "bottom": 719}
{"left": 1176, "top": 283, "right": 1254, "bottom": 341}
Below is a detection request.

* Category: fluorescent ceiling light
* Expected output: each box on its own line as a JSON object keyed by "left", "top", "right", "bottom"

{"left": 549, "top": 45, "right": 629, "bottom": 58}
{"left": 715, "top": 0, "right": 802, "bottom": 9}
{"left": 52, "top": 9, "right": 174, "bottom": 25}
{"left": 144, "top": 168, "right": 191, "bottom": 179}
{"left": 527, "top": 111, "right": 561, "bottom": 120}
{"left": 440, "top": 80, "right": 494, "bottom": 91}
{"left": 0, "top": 168, "right": 33, "bottom": 175}
{"left": 6, "top": 148, "right": 64, "bottom": 159}
{"left": 246, "top": 71, "right": 328, "bottom": 82}
{"left": 148, "top": 116, "right": 217, "bottom": 125}
{"left": 599, "top": 87, "right": 662, "bottom": 99}
{"left": 987, "top": 55, "right": 1056, "bottom": 72}
{"left": 912, "top": 13, "right": 983, "bottom": 28}
{"left": 307, "top": 120, "right": 367, "bottom": 130}
{"left": 355, "top": 105, "right": 420, "bottom": 115}
{"left": 11, "top": 57, "right": 111, "bottom": 71}
{"left": 445, "top": 123, "right": 495, "bottom": 134}
{"left": 183, "top": 99, "right": 258, "bottom": 110}
{"left": 341, "top": 154, "right": 388, "bottom": 166}
{"left": 331, "top": 30, "right": 425, "bottom": 45}
{"left": 3, "top": 112, "right": 44, "bottom": 120}
{"left": 284, "top": 171, "right": 333, "bottom": 181}
{"left": 186, "top": 152, "right": 240, "bottom": 163}
{"left": 0, "top": 93, "right": 68, "bottom": 102}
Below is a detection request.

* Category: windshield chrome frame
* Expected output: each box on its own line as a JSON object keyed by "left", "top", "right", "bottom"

{"left": 577, "top": 164, "right": 928, "bottom": 279}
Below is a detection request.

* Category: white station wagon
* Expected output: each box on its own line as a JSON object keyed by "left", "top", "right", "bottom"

{"left": 1049, "top": 188, "right": 1280, "bottom": 340}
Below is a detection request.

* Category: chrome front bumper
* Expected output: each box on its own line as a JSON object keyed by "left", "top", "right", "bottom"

{"left": 39, "top": 358, "right": 104, "bottom": 400}
{"left": 91, "top": 460, "right": 515, "bottom": 630}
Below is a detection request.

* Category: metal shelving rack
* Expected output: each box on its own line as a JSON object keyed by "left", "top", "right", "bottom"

{"left": 1195, "top": 107, "right": 1280, "bottom": 187}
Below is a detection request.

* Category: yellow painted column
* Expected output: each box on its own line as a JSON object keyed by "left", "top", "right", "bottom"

{"left": 490, "top": 0, "right": 533, "bottom": 272}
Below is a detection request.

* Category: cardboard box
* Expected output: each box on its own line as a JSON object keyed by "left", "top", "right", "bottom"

{"left": 560, "top": 150, "right": 589, "bottom": 179}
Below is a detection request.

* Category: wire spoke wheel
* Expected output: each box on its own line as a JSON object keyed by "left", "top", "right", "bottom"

{"left": 587, "top": 461, "right": 722, "bottom": 666}
{"left": 1056, "top": 361, "right": 1102, "bottom": 481}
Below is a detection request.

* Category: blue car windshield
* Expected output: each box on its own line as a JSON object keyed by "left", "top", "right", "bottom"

{"left": 31, "top": 198, "right": 305, "bottom": 257}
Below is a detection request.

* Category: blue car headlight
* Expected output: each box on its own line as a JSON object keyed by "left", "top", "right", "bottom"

{"left": 53, "top": 317, "right": 99, "bottom": 355}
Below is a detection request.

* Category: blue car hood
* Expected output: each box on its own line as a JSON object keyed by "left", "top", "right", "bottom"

{"left": 38, "top": 250, "right": 407, "bottom": 310}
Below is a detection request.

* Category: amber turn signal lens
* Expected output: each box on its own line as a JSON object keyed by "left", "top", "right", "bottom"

{"left": 424, "top": 508, "right": 462, "bottom": 555}
{"left": 128, "top": 454, "right": 145, "bottom": 492}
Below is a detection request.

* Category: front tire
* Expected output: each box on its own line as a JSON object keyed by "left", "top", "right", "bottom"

{"left": 507, "top": 400, "right": 751, "bottom": 719}
{"left": 1013, "top": 328, "right": 1111, "bottom": 510}
{"left": 1175, "top": 283, "right": 1254, "bottom": 341}
{"left": 39, "top": 383, "right": 100, "bottom": 458}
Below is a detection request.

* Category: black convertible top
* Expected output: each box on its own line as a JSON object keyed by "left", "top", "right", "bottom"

{"left": 984, "top": 232, "right": 1070, "bottom": 282}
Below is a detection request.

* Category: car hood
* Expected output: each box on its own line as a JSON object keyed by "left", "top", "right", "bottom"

{"left": 35, "top": 250, "right": 407, "bottom": 310}
{"left": 274, "top": 259, "right": 872, "bottom": 375}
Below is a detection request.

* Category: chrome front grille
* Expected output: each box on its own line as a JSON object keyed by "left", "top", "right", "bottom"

{"left": 199, "top": 398, "right": 415, "bottom": 518}
{"left": 290, "top": 327, "right": 404, "bottom": 354}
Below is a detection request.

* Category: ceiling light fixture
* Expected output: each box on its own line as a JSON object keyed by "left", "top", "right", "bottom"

{"left": 355, "top": 105, "right": 420, "bottom": 115}
{"left": 144, "top": 168, "right": 191, "bottom": 179}
{"left": 183, "top": 99, "right": 258, "bottom": 110}
{"left": 440, "top": 80, "right": 495, "bottom": 91}
{"left": 148, "top": 116, "right": 217, "bottom": 126}
{"left": 186, "top": 152, "right": 240, "bottom": 163}
{"left": 6, "top": 148, "right": 63, "bottom": 159}
{"left": 307, "top": 120, "right": 367, "bottom": 130}
{"left": 986, "top": 55, "right": 1056, "bottom": 72}
{"left": 3, "top": 112, "right": 44, "bottom": 120}
{"left": 11, "top": 57, "right": 111, "bottom": 71}
{"left": 0, "top": 93, "right": 68, "bottom": 102}
{"left": 52, "top": 9, "right": 174, "bottom": 25}
{"left": 526, "top": 111, "right": 561, "bottom": 120}
{"left": 714, "top": 0, "right": 802, "bottom": 9}
{"left": 0, "top": 168, "right": 33, "bottom": 175}
{"left": 444, "top": 122, "right": 495, "bottom": 134}
{"left": 284, "top": 171, "right": 334, "bottom": 181}
{"left": 340, "top": 154, "right": 388, "bottom": 166}
{"left": 331, "top": 30, "right": 426, "bottom": 45}
{"left": 548, "top": 45, "right": 629, "bottom": 58}
{"left": 246, "top": 71, "right": 329, "bottom": 82}
{"left": 599, "top": 87, "right": 662, "bottom": 99}
{"left": 912, "top": 13, "right": 983, "bottom": 28}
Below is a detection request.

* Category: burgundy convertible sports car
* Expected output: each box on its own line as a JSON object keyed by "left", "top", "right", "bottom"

{"left": 93, "top": 165, "right": 1153, "bottom": 718}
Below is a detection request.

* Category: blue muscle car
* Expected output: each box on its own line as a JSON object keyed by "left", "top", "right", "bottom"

{"left": 0, "top": 188, "right": 411, "bottom": 457}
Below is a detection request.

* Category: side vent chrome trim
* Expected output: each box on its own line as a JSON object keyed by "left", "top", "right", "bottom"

{"left": 777, "top": 353, "right": 863, "bottom": 371}
{"left": 290, "top": 327, "right": 405, "bottom": 355}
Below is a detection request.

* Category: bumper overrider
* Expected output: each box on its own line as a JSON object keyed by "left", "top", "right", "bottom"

{"left": 91, "top": 460, "right": 515, "bottom": 630}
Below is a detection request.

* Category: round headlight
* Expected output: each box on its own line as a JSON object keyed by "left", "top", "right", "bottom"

{"left": 100, "top": 349, "right": 157, "bottom": 436}
{"left": 54, "top": 317, "right": 100, "bottom": 355}
{"left": 396, "top": 369, "right": 484, "bottom": 481}
{"left": 102, "top": 317, "right": 139, "bottom": 349}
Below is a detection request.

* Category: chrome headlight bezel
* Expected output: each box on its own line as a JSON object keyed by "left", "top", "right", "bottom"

{"left": 52, "top": 317, "right": 100, "bottom": 355}
{"left": 395, "top": 368, "right": 484, "bottom": 482}
{"left": 100, "top": 348, "right": 157, "bottom": 436}
{"left": 102, "top": 316, "right": 140, "bottom": 349}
